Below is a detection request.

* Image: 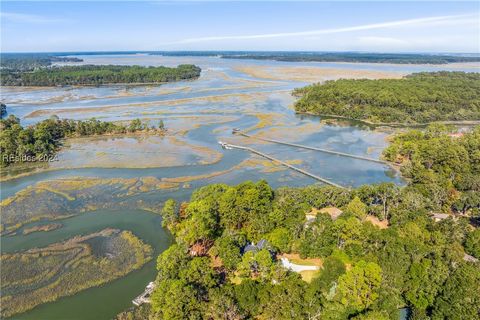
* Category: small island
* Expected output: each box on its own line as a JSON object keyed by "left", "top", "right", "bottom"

{"left": 0, "top": 228, "right": 153, "bottom": 318}
{"left": 293, "top": 71, "right": 480, "bottom": 124}
{"left": 22, "top": 223, "right": 63, "bottom": 235}
{"left": 1, "top": 64, "right": 201, "bottom": 86}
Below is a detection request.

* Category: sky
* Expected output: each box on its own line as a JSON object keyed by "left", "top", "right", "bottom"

{"left": 1, "top": 1, "right": 479, "bottom": 53}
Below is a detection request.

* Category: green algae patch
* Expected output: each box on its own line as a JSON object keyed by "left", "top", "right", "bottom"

{"left": 0, "top": 228, "right": 152, "bottom": 318}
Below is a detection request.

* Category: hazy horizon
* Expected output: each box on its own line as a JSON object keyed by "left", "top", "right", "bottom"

{"left": 1, "top": 1, "right": 479, "bottom": 53}
{"left": 2, "top": 50, "right": 480, "bottom": 55}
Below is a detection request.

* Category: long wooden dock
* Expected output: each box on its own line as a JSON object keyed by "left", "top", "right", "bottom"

{"left": 233, "top": 129, "right": 388, "bottom": 165}
{"left": 219, "top": 142, "right": 347, "bottom": 189}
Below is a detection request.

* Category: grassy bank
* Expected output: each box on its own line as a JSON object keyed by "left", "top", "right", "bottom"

{"left": 1, "top": 228, "right": 152, "bottom": 318}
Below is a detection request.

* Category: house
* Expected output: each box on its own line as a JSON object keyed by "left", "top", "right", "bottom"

{"left": 189, "top": 240, "right": 213, "bottom": 256}
{"left": 305, "top": 207, "right": 343, "bottom": 223}
{"left": 463, "top": 253, "right": 479, "bottom": 263}
{"left": 320, "top": 207, "right": 343, "bottom": 220}
{"left": 243, "top": 239, "right": 271, "bottom": 254}
{"left": 431, "top": 213, "right": 451, "bottom": 222}
{"left": 448, "top": 132, "right": 464, "bottom": 138}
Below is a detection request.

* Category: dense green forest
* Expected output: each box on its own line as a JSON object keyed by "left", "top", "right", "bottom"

{"left": 219, "top": 52, "right": 480, "bottom": 64}
{"left": 294, "top": 72, "right": 480, "bottom": 124}
{"left": 119, "top": 125, "right": 480, "bottom": 320}
{"left": 383, "top": 125, "right": 480, "bottom": 214}
{"left": 0, "top": 64, "right": 201, "bottom": 86}
{"left": 0, "top": 53, "right": 83, "bottom": 71}
{"left": 0, "top": 115, "right": 163, "bottom": 167}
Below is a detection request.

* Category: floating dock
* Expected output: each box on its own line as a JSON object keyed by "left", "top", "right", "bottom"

{"left": 132, "top": 281, "right": 155, "bottom": 306}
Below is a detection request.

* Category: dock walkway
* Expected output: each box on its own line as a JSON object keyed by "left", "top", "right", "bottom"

{"left": 219, "top": 142, "right": 347, "bottom": 189}
{"left": 233, "top": 129, "right": 388, "bottom": 165}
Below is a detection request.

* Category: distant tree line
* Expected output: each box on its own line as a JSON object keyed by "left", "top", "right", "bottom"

{"left": 1, "top": 64, "right": 202, "bottom": 86}
{"left": 220, "top": 52, "right": 480, "bottom": 64}
{"left": 0, "top": 53, "right": 83, "bottom": 71}
{"left": 294, "top": 72, "right": 480, "bottom": 124}
{"left": 4, "top": 52, "right": 477, "bottom": 67}
{"left": 0, "top": 115, "right": 165, "bottom": 167}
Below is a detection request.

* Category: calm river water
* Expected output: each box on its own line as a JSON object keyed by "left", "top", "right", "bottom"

{"left": 1, "top": 55, "right": 476, "bottom": 319}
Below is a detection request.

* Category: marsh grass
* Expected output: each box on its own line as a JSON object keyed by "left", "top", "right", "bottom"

{"left": 0, "top": 228, "right": 152, "bottom": 318}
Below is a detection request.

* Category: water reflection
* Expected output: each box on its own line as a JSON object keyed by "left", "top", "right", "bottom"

{"left": 3, "top": 54, "right": 464, "bottom": 319}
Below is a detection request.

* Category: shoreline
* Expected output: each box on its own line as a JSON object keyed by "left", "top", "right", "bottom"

{"left": 296, "top": 111, "right": 480, "bottom": 127}
{"left": 0, "top": 76, "right": 201, "bottom": 89}
{"left": 22, "top": 90, "right": 289, "bottom": 119}
{"left": 0, "top": 131, "right": 172, "bottom": 182}
{"left": 0, "top": 152, "right": 223, "bottom": 185}
{"left": 224, "top": 57, "right": 480, "bottom": 68}
{"left": 234, "top": 65, "right": 406, "bottom": 82}
{"left": 1, "top": 228, "right": 153, "bottom": 318}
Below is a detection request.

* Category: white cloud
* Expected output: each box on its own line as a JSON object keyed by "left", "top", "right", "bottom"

{"left": 1, "top": 12, "right": 72, "bottom": 24}
{"left": 168, "top": 13, "right": 478, "bottom": 45}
